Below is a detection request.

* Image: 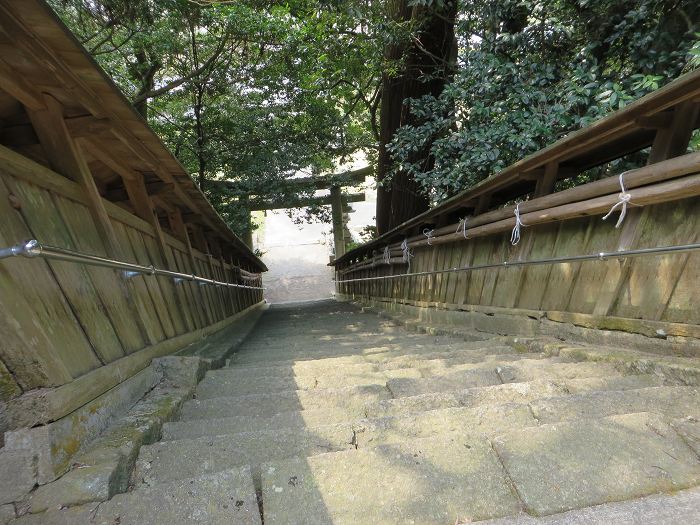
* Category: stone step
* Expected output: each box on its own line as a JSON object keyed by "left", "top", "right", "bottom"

{"left": 261, "top": 434, "right": 521, "bottom": 524}
{"left": 133, "top": 425, "right": 357, "bottom": 489}
{"left": 136, "top": 402, "right": 537, "bottom": 490}
{"left": 492, "top": 412, "right": 700, "bottom": 516}
{"left": 260, "top": 413, "right": 700, "bottom": 524}
{"left": 194, "top": 370, "right": 390, "bottom": 399}
{"left": 475, "top": 486, "right": 700, "bottom": 525}
{"left": 387, "top": 360, "right": 622, "bottom": 397}
{"left": 162, "top": 407, "right": 360, "bottom": 441}
{"left": 229, "top": 342, "right": 517, "bottom": 368}
{"left": 166, "top": 401, "right": 534, "bottom": 446}
{"left": 165, "top": 375, "right": 669, "bottom": 441}
{"left": 237, "top": 333, "right": 436, "bottom": 348}
{"left": 14, "top": 467, "right": 261, "bottom": 525}
{"left": 217, "top": 350, "right": 541, "bottom": 381}
{"left": 530, "top": 385, "right": 700, "bottom": 423}
{"left": 230, "top": 339, "right": 465, "bottom": 364}
{"left": 179, "top": 384, "right": 391, "bottom": 421}
{"left": 198, "top": 352, "right": 545, "bottom": 399}
{"left": 368, "top": 374, "right": 665, "bottom": 418}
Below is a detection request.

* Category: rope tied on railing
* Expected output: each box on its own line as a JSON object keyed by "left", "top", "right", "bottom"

{"left": 510, "top": 203, "right": 526, "bottom": 245}
{"left": 602, "top": 171, "right": 635, "bottom": 228}
{"left": 383, "top": 245, "right": 391, "bottom": 265}
{"left": 401, "top": 238, "right": 413, "bottom": 270}
{"left": 456, "top": 217, "right": 469, "bottom": 239}
{"left": 423, "top": 228, "right": 435, "bottom": 246}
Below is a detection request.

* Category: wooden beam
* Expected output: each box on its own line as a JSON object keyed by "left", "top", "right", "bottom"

{"left": 26, "top": 93, "right": 121, "bottom": 257}
{"left": 635, "top": 112, "right": 673, "bottom": 129}
{"left": 64, "top": 115, "right": 112, "bottom": 137}
{"left": 167, "top": 207, "right": 196, "bottom": 267}
{"left": 474, "top": 193, "right": 491, "bottom": 215}
{"left": 0, "top": 58, "right": 44, "bottom": 111}
{"left": 330, "top": 185, "right": 346, "bottom": 258}
{"left": 247, "top": 192, "right": 365, "bottom": 211}
{"left": 105, "top": 181, "right": 175, "bottom": 203}
{"left": 188, "top": 224, "right": 209, "bottom": 254}
{"left": 210, "top": 166, "right": 372, "bottom": 193}
{"left": 593, "top": 101, "right": 700, "bottom": 316}
{"left": 78, "top": 137, "right": 138, "bottom": 181}
{"left": 647, "top": 101, "right": 700, "bottom": 164}
{"left": 534, "top": 162, "right": 559, "bottom": 198}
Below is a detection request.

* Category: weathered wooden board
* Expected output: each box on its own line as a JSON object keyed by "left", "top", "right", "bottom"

{"left": 464, "top": 237, "right": 496, "bottom": 306}
{"left": 565, "top": 216, "right": 625, "bottom": 314}
{"left": 0, "top": 174, "right": 98, "bottom": 383}
{"left": 135, "top": 230, "right": 187, "bottom": 335}
{"left": 479, "top": 236, "right": 509, "bottom": 306}
{"left": 124, "top": 225, "right": 178, "bottom": 338}
{"left": 171, "top": 248, "right": 206, "bottom": 328}
{"left": 612, "top": 199, "right": 700, "bottom": 321}
{"left": 539, "top": 218, "right": 593, "bottom": 312}
{"left": 53, "top": 194, "right": 148, "bottom": 354}
{"left": 514, "top": 222, "right": 561, "bottom": 310}
{"left": 663, "top": 251, "right": 700, "bottom": 324}
{"left": 111, "top": 221, "right": 166, "bottom": 343}
{"left": 4, "top": 176, "right": 125, "bottom": 364}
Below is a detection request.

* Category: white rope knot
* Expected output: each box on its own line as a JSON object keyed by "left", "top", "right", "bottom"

{"left": 456, "top": 217, "right": 469, "bottom": 239}
{"left": 510, "top": 203, "right": 526, "bottom": 245}
{"left": 602, "top": 172, "right": 634, "bottom": 228}
{"left": 401, "top": 238, "right": 413, "bottom": 270}
{"left": 423, "top": 228, "right": 435, "bottom": 246}
{"left": 383, "top": 245, "right": 391, "bottom": 265}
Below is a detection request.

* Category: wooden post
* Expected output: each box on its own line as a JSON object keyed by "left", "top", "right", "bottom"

{"left": 330, "top": 185, "right": 346, "bottom": 258}
{"left": 534, "top": 162, "right": 559, "bottom": 198}
{"left": 593, "top": 101, "right": 700, "bottom": 316}
{"left": 238, "top": 195, "right": 254, "bottom": 249}
{"left": 26, "top": 94, "right": 121, "bottom": 257}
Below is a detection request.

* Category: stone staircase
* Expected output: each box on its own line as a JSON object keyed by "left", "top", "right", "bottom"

{"left": 15, "top": 299, "right": 700, "bottom": 524}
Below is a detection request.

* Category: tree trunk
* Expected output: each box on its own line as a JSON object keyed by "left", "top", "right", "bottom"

{"left": 376, "top": 0, "right": 458, "bottom": 235}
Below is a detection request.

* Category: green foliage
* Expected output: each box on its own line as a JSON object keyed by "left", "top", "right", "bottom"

{"left": 388, "top": 0, "right": 700, "bottom": 202}
{"left": 50, "top": 0, "right": 700, "bottom": 232}
{"left": 49, "top": 0, "right": 382, "bottom": 236}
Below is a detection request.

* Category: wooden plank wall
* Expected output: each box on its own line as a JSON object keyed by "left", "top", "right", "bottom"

{"left": 336, "top": 195, "right": 700, "bottom": 329}
{"left": 0, "top": 145, "right": 262, "bottom": 398}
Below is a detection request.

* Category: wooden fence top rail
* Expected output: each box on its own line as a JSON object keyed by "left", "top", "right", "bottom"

{"left": 334, "top": 67, "right": 700, "bottom": 266}
{"left": 0, "top": 0, "right": 266, "bottom": 271}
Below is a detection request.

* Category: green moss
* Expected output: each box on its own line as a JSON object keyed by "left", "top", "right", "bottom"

{"left": 0, "top": 361, "right": 21, "bottom": 401}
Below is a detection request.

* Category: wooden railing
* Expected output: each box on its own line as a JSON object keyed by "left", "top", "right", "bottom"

{"left": 334, "top": 70, "right": 700, "bottom": 338}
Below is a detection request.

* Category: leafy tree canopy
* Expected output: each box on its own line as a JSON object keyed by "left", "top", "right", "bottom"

{"left": 50, "top": 0, "right": 383, "bottom": 235}
{"left": 50, "top": 0, "right": 700, "bottom": 237}
{"left": 388, "top": 0, "right": 700, "bottom": 203}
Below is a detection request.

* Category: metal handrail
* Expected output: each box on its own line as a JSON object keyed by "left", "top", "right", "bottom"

{"left": 0, "top": 240, "right": 265, "bottom": 290}
{"left": 334, "top": 242, "right": 700, "bottom": 283}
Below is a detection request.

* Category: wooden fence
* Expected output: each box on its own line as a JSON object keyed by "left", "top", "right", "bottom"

{"left": 0, "top": 144, "right": 263, "bottom": 429}
{"left": 0, "top": 0, "right": 265, "bottom": 438}
{"left": 334, "top": 69, "right": 700, "bottom": 340}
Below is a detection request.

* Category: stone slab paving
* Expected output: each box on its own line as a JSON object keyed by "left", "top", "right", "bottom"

{"left": 530, "top": 386, "right": 700, "bottom": 423}
{"left": 162, "top": 408, "right": 361, "bottom": 441}
{"left": 133, "top": 425, "right": 357, "bottom": 489}
{"left": 367, "top": 375, "right": 663, "bottom": 418}
{"left": 13, "top": 468, "right": 261, "bottom": 525}
{"left": 261, "top": 434, "right": 521, "bottom": 525}
{"left": 492, "top": 412, "right": 700, "bottom": 516}
{"left": 474, "top": 486, "right": 700, "bottom": 524}
{"left": 387, "top": 360, "right": 623, "bottom": 397}
{"left": 194, "top": 369, "right": 389, "bottom": 398}
{"left": 32, "top": 300, "right": 699, "bottom": 524}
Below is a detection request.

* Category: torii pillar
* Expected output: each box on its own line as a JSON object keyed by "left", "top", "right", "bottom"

{"left": 330, "top": 185, "right": 345, "bottom": 258}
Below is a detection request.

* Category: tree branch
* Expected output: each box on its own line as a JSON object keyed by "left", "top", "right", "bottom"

{"left": 131, "top": 31, "right": 229, "bottom": 105}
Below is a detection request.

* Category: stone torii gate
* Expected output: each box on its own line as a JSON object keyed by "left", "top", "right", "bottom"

{"left": 213, "top": 166, "right": 372, "bottom": 258}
